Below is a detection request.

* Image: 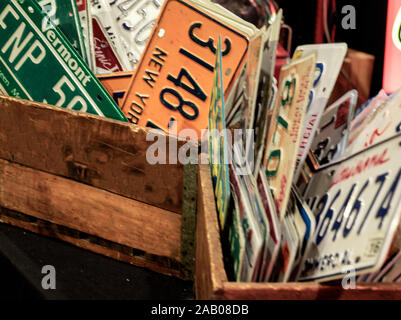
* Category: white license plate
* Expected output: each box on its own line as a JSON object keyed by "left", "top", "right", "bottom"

{"left": 311, "top": 90, "right": 357, "bottom": 165}
{"left": 108, "top": 0, "right": 164, "bottom": 69}
{"left": 346, "top": 89, "right": 401, "bottom": 156}
{"left": 76, "top": 0, "right": 96, "bottom": 70}
{"left": 90, "top": 0, "right": 130, "bottom": 73}
{"left": 293, "top": 43, "right": 347, "bottom": 181}
{"left": 300, "top": 133, "right": 401, "bottom": 282}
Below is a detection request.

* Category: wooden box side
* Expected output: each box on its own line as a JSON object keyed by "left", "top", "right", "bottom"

{"left": 0, "top": 159, "right": 182, "bottom": 262}
{"left": 0, "top": 207, "right": 182, "bottom": 278}
{"left": 195, "top": 164, "right": 228, "bottom": 299}
{"left": 195, "top": 164, "right": 401, "bottom": 300}
{"left": 0, "top": 95, "right": 184, "bottom": 214}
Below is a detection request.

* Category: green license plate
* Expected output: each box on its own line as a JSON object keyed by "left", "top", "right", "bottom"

{"left": 38, "top": 0, "right": 87, "bottom": 63}
{"left": 0, "top": 0, "right": 127, "bottom": 122}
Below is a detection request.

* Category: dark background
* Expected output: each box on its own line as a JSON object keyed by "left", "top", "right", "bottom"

{"left": 277, "top": 0, "right": 388, "bottom": 96}
{"left": 0, "top": 224, "right": 194, "bottom": 300}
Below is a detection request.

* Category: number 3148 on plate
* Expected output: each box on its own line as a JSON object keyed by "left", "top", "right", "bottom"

{"left": 121, "top": 0, "right": 249, "bottom": 136}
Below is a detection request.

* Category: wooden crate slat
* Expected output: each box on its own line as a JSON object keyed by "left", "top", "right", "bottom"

{"left": 0, "top": 208, "right": 182, "bottom": 278}
{"left": 195, "top": 164, "right": 228, "bottom": 299}
{"left": 0, "top": 95, "right": 183, "bottom": 214}
{"left": 220, "top": 282, "right": 401, "bottom": 300}
{"left": 0, "top": 159, "right": 182, "bottom": 261}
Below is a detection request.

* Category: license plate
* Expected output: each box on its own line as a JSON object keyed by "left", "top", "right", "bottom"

{"left": 230, "top": 141, "right": 270, "bottom": 282}
{"left": 208, "top": 38, "right": 230, "bottom": 230}
{"left": 228, "top": 188, "right": 246, "bottom": 282}
{"left": 300, "top": 133, "right": 401, "bottom": 282}
{"left": 97, "top": 70, "right": 135, "bottom": 106}
{"left": 0, "top": 0, "right": 127, "bottom": 121}
{"left": 253, "top": 10, "right": 282, "bottom": 174}
{"left": 262, "top": 54, "right": 316, "bottom": 220}
{"left": 108, "top": 0, "right": 164, "bottom": 70}
{"left": 38, "top": 0, "right": 87, "bottom": 62}
{"left": 293, "top": 43, "right": 348, "bottom": 182}
{"left": 90, "top": 0, "right": 129, "bottom": 73}
{"left": 257, "top": 167, "right": 281, "bottom": 281}
{"left": 346, "top": 89, "right": 401, "bottom": 157}
{"left": 76, "top": 0, "right": 96, "bottom": 70}
{"left": 229, "top": 163, "right": 264, "bottom": 282}
{"left": 310, "top": 90, "right": 357, "bottom": 165}
{"left": 120, "top": 0, "right": 249, "bottom": 135}
{"left": 242, "top": 26, "right": 266, "bottom": 131}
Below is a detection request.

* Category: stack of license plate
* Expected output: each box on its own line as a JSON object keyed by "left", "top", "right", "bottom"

{"left": 1, "top": 0, "right": 401, "bottom": 285}
{"left": 196, "top": 2, "right": 401, "bottom": 284}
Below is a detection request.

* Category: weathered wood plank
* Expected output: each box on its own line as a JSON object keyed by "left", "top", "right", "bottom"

{"left": 221, "top": 282, "right": 401, "bottom": 300}
{"left": 0, "top": 95, "right": 183, "bottom": 213}
{"left": 195, "top": 164, "right": 227, "bottom": 300}
{"left": 180, "top": 164, "right": 198, "bottom": 280}
{"left": 0, "top": 159, "right": 182, "bottom": 260}
{"left": 0, "top": 208, "right": 182, "bottom": 278}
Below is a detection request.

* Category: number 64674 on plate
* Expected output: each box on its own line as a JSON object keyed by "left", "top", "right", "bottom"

{"left": 301, "top": 133, "right": 401, "bottom": 282}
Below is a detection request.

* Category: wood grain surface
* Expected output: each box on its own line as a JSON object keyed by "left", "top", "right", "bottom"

{"left": 195, "top": 164, "right": 227, "bottom": 299}
{"left": 0, "top": 159, "right": 182, "bottom": 261}
{"left": 0, "top": 95, "right": 184, "bottom": 213}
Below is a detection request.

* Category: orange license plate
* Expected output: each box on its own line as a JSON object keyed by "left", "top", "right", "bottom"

{"left": 121, "top": 0, "right": 249, "bottom": 136}
{"left": 98, "top": 71, "right": 135, "bottom": 108}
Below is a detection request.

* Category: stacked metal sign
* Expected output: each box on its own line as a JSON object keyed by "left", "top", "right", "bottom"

{"left": 0, "top": 0, "right": 401, "bottom": 284}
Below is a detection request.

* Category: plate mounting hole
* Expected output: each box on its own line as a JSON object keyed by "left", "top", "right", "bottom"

{"left": 158, "top": 28, "right": 165, "bottom": 38}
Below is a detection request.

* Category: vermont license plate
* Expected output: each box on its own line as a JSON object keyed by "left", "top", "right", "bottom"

{"left": 0, "top": 0, "right": 126, "bottom": 121}
{"left": 120, "top": 0, "right": 249, "bottom": 135}
{"left": 38, "top": 0, "right": 87, "bottom": 62}
{"left": 301, "top": 133, "right": 401, "bottom": 282}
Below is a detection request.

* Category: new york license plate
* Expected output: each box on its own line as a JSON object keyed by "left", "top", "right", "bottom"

{"left": 120, "top": 0, "right": 249, "bottom": 135}
{"left": 0, "top": 0, "right": 126, "bottom": 122}
{"left": 301, "top": 133, "right": 401, "bottom": 281}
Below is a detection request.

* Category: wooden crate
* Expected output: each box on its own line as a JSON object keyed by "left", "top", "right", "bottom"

{"left": 195, "top": 164, "right": 401, "bottom": 300}
{"left": 0, "top": 95, "right": 197, "bottom": 280}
